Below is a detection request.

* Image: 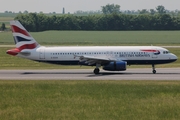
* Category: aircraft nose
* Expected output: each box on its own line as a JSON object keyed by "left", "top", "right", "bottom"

{"left": 172, "top": 54, "right": 178, "bottom": 61}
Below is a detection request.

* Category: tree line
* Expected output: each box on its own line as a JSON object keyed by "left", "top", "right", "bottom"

{"left": 14, "top": 13, "right": 180, "bottom": 32}
{"left": 0, "top": 23, "right": 6, "bottom": 31}
{"left": 3, "top": 4, "right": 180, "bottom": 16}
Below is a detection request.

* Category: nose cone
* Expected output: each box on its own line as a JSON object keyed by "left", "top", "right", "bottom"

{"left": 171, "top": 54, "right": 178, "bottom": 61}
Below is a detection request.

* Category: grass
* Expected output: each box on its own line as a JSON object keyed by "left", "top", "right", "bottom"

{"left": 0, "top": 17, "right": 14, "bottom": 29}
{"left": 0, "top": 31, "right": 180, "bottom": 46}
{"left": 0, "top": 17, "right": 14, "bottom": 21}
{"left": 0, "top": 80, "right": 180, "bottom": 120}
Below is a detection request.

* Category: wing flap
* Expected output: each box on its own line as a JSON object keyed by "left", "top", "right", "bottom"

{"left": 75, "top": 55, "right": 116, "bottom": 65}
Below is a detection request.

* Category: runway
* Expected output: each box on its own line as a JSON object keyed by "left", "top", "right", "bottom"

{"left": 0, "top": 68, "right": 180, "bottom": 80}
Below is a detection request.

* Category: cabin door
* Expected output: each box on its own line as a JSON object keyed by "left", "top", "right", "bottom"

{"left": 39, "top": 48, "right": 45, "bottom": 59}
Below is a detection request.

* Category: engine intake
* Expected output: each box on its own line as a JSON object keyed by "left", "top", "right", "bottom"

{"left": 103, "top": 61, "right": 127, "bottom": 71}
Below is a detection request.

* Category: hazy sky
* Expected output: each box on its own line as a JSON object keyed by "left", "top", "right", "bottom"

{"left": 1, "top": 0, "right": 180, "bottom": 13}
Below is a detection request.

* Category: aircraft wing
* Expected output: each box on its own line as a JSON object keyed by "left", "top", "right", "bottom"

{"left": 74, "top": 55, "right": 116, "bottom": 65}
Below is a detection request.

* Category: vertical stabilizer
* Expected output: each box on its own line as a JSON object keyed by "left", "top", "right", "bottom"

{"left": 7, "top": 21, "right": 40, "bottom": 56}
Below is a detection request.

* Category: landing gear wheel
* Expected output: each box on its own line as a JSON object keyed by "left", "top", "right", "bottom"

{"left": 94, "top": 68, "right": 100, "bottom": 74}
{"left": 152, "top": 64, "right": 156, "bottom": 74}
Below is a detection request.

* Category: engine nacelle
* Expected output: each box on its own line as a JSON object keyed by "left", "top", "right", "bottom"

{"left": 103, "top": 61, "right": 127, "bottom": 71}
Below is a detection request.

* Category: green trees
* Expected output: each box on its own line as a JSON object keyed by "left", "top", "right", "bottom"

{"left": 14, "top": 13, "right": 180, "bottom": 32}
{"left": 101, "top": 4, "right": 120, "bottom": 14}
{"left": 150, "top": 9, "right": 156, "bottom": 15}
{"left": 156, "top": 5, "right": 166, "bottom": 14}
{"left": 0, "top": 23, "right": 6, "bottom": 31}
{"left": 139, "top": 9, "right": 149, "bottom": 14}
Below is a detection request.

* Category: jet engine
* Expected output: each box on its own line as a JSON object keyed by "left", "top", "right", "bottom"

{"left": 103, "top": 61, "right": 127, "bottom": 71}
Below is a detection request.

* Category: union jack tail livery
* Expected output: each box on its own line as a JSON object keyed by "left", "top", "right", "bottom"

{"left": 7, "top": 21, "right": 39, "bottom": 56}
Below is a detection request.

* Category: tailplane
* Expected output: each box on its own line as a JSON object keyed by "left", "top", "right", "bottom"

{"left": 7, "top": 21, "right": 40, "bottom": 56}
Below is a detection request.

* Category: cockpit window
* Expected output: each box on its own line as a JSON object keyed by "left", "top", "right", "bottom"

{"left": 163, "top": 51, "right": 169, "bottom": 54}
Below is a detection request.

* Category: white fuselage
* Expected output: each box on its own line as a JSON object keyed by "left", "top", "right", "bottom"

{"left": 18, "top": 46, "right": 177, "bottom": 66}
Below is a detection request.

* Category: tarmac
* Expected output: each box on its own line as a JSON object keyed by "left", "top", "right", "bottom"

{"left": 0, "top": 68, "right": 180, "bottom": 80}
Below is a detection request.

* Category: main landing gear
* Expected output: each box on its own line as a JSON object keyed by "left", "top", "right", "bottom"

{"left": 93, "top": 64, "right": 100, "bottom": 74}
{"left": 152, "top": 64, "right": 156, "bottom": 74}
{"left": 94, "top": 68, "right": 100, "bottom": 74}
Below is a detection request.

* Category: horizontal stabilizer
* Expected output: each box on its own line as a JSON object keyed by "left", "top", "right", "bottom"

{"left": 6, "top": 48, "right": 31, "bottom": 56}
{"left": 6, "top": 48, "right": 20, "bottom": 56}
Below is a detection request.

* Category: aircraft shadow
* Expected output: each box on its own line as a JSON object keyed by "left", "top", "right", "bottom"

{"left": 21, "top": 71, "right": 180, "bottom": 77}
{"left": 87, "top": 72, "right": 180, "bottom": 77}
{"left": 22, "top": 72, "right": 90, "bottom": 75}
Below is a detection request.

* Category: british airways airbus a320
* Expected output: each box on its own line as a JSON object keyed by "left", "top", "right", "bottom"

{"left": 7, "top": 21, "right": 178, "bottom": 74}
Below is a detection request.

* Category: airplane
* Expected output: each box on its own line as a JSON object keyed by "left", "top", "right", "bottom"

{"left": 7, "top": 20, "right": 178, "bottom": 74}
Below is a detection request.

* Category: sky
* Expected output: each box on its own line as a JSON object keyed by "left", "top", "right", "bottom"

{"left": 1, "top": 0, "right": 180, "bottom": 13}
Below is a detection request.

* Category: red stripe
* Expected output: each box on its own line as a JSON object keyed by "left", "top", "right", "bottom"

{"left": 18, "top": 43, "right": 38, "bottom": 51}
{"left": 141, "top": 49, "right": 157, "bottom": 52}
{"left": 11, "top": 25, "right": 30, "bottom": 37}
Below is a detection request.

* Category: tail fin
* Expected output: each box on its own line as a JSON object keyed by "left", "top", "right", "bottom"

{"left": 10, "top": 20, "right": 39, "bottom": 48}
{"left": 7, "top": 21, "right": 40, "bottom": 56}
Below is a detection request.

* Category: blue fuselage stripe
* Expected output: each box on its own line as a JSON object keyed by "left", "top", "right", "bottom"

{"left": 36, "top": 59, "right": 177, "bottom": 66}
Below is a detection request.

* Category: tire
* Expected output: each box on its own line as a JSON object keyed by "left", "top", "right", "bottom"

{"left": 153, "top": 70, "right": 156, "bottom": 74}
{"left": 94, "top": 68, "right": 100, "bottom": 74}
